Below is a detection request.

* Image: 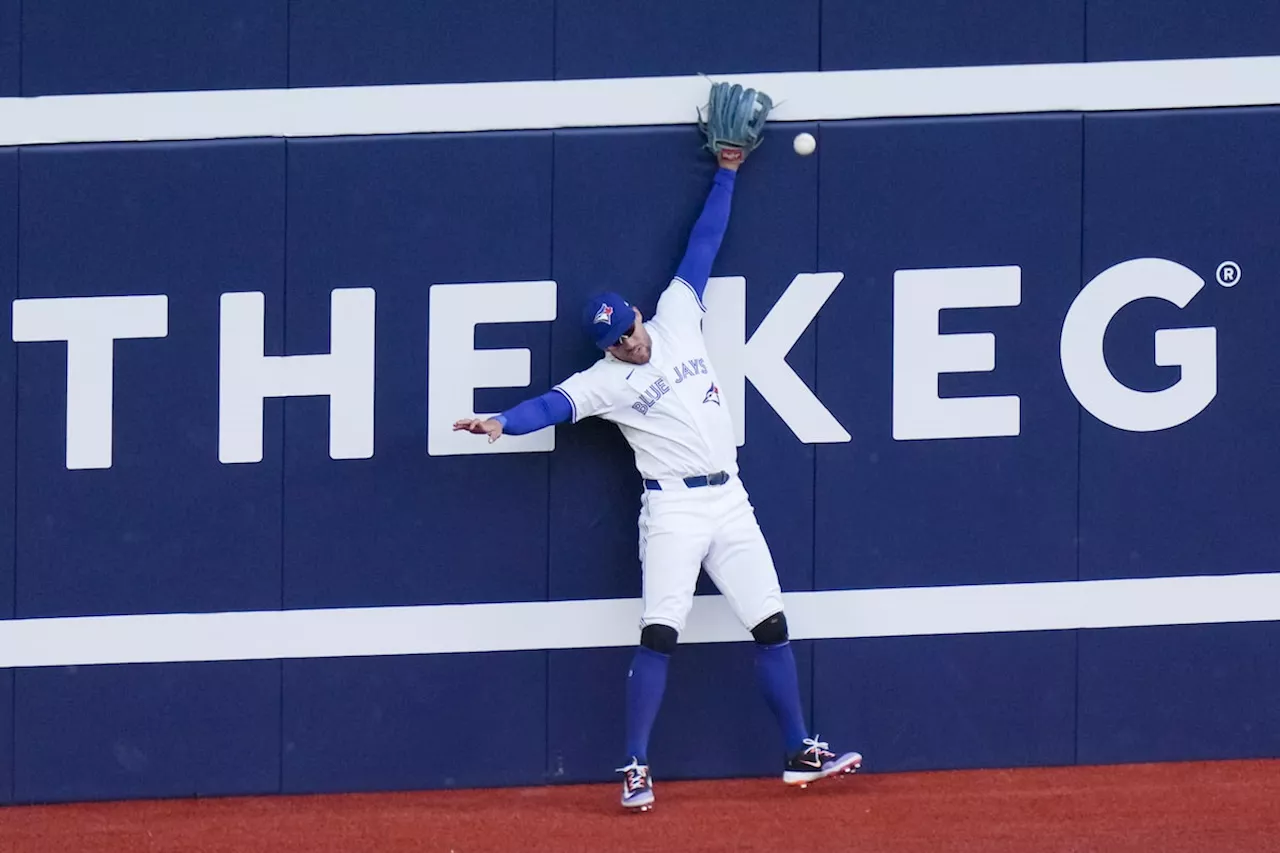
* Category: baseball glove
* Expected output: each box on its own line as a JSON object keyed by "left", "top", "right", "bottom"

{"left": 697, "top": 81, "right": 774, "bottom": 162}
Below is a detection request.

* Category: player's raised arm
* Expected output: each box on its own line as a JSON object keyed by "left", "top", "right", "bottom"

{"left": 672, "top": 154, "right": 740, "bottom": 308}
{"left": 668, "top": 82, "right": 773, "bottom": 310}
{"left": 452, "top": 388, "right": 573, "bottom": 444}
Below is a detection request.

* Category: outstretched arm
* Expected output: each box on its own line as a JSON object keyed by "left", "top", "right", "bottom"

{"left": 452, "top": 388, "right": 573, "bottom": 443}
{"left": 674, "top": 153, "right": 741, "bottom": 304}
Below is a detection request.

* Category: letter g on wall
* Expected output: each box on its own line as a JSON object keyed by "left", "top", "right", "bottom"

{"left": 1060, "top": 258, "right": 1216, "bottom": 432}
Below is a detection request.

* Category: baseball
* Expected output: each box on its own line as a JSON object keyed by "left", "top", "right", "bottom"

{"left": 793, "top": 132, "right": 816, "bottom": 156}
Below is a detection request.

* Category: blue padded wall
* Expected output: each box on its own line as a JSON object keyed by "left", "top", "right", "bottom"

{"left": 821, "top": 0, "right": 1084, "bottom": 69}
{"left": 1078, "top": 624, "right": 1280, "bottom": 763}
{"left": 1079, "top": 109, "right": 1280, "bottom": 581}
{"left": 21, "top": 0, "right": 287, "bottom": 96}
{"left": 555, "top": 0, "right": 819, "bottom": 80}
{"left": 282, "top": 133, "right": 552, "bottom": 611}
{"left": 282, "top": 653, "right": 546, "bottom": 793}
{"left": 546, "top": 648, "right": 632, "bottom": 784}
{"left": 1087, "top": 0, "right": 1280, "bottom": 61}
{"left": 16, "top": 142, "right": 284, "bottom": 618}
{"left": 0, "top": 148, "right": 12, "bottom": 806}
{"left": 289, "top": 0, "right": 554, "bottom": 88}
{"left": 814, "top": 633, "right": 1077, "bottom": 771}
{"left": 815, "top": 116, "right": 1082, "bottom": 591}
{"left": 0, "top": 148, "right": 15, "bottom": 622}
{"left": 0, "top": 671, "right": 9, "bottom": 803}
{"left": 0, "top": 0, "right": 17, "bottom": 96}
{"left": 14, "top": 661, "right": 280, "bottom": 803}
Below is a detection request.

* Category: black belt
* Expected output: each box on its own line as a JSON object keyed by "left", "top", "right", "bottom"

{"left": 643, "top": 471, "right": 730, "bottom": 491}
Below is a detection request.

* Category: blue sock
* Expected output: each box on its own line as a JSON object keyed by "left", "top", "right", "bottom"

{"left": 755, "top": 641, "right": 809, "bottom": 755}
{"left": 624, "top": 646, "right": 670, "bottom": 762}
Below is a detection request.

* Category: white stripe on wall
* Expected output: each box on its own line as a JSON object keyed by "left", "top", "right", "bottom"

{"left": 3, "top": 573, "right": 1278, "bottom": 669}
{"left": 2, "top": 55, "right": 1279, "bottom": 147}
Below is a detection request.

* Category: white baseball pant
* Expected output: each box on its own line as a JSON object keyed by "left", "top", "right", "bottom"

{"left": 636, "top": 476, "right": 784, "bottom": 634}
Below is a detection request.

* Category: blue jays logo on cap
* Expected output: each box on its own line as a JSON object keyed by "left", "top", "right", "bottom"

{"left": 582, "top": 291, "right": 634, "bottom": 350}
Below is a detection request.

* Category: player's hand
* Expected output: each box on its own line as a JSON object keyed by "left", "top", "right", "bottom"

{"left": 717, "top": 148, "right": 744, "bottom": 171}
{"left": 452, "top": 417, "right": 504, "bottom": 443}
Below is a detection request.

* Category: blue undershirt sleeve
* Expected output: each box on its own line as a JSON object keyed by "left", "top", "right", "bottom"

{"left": 674, "top": 167, "right": 737, "bottom": 302}
{"left": 493, "top": 388, "right": 573, "bottom": 435}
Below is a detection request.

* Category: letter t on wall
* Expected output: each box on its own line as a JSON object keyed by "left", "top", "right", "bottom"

{"left": 12, "top": 295, "right": 168, "bottom": 470}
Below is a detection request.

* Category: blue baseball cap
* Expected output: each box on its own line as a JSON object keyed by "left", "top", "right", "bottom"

{"left": 582, "top": 292, "right": 635, "bottom": 350}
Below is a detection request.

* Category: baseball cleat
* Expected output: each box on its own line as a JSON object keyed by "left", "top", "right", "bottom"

{"left": 616, "top": 756, "right": 655, "bottom": 811}
{"left": 782, "top": 736, "right": 862, "bottom": 787}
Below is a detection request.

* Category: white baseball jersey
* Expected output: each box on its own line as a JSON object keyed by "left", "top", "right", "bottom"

{"left": 555, "top": 278, "right": 737, "bottom": 482}
{"left": 556, "top": 277, "right": 783, "bottom": 634}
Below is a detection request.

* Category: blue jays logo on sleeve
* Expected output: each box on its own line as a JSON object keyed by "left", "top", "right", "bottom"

{"left": 593, "top": 303, "right": 614, "bottom": 325}
{"left": 703, "top": 382, "right": 721, "bottom": 406}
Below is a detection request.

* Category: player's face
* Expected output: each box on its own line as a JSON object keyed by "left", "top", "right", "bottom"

{"left": 607, "top": 306, "right": 652, "bottom": 364}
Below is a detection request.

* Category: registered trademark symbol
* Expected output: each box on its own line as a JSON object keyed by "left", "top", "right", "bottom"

{"left": 1216, "top": 261, "right": 1241, "bottom": 287}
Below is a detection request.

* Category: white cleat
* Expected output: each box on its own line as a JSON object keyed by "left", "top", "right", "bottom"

{"left": 616, "top": 757, "right": 655, "bottom": 812}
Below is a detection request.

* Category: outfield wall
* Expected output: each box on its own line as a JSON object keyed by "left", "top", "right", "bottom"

{"left": 1, "top": 0, "right": 1279, "bottom": 803}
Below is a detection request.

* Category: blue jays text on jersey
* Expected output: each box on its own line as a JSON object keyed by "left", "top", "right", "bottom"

{"left": 673, "top": 358, "right": 709, "bottom": 383}
{"left": 631, "top": 357, "right": 715, "bottom": 415}
{"left": 632, "top": 376, "right": 672, "bottom": 415}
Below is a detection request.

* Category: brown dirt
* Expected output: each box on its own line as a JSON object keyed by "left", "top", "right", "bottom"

{"left": 3, "top": 759, "right": 1279, "bottom": 853}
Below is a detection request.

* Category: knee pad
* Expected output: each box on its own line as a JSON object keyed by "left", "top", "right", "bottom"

{"left": 640, "top": 623, "right": 679, "bottom": 655}
{"left": 751, "top": 612, "right": 789, "bottom": 646}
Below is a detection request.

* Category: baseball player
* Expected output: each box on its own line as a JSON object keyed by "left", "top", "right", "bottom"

{"left": 454, "top": 86, "right": 861, "bottom": 812}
